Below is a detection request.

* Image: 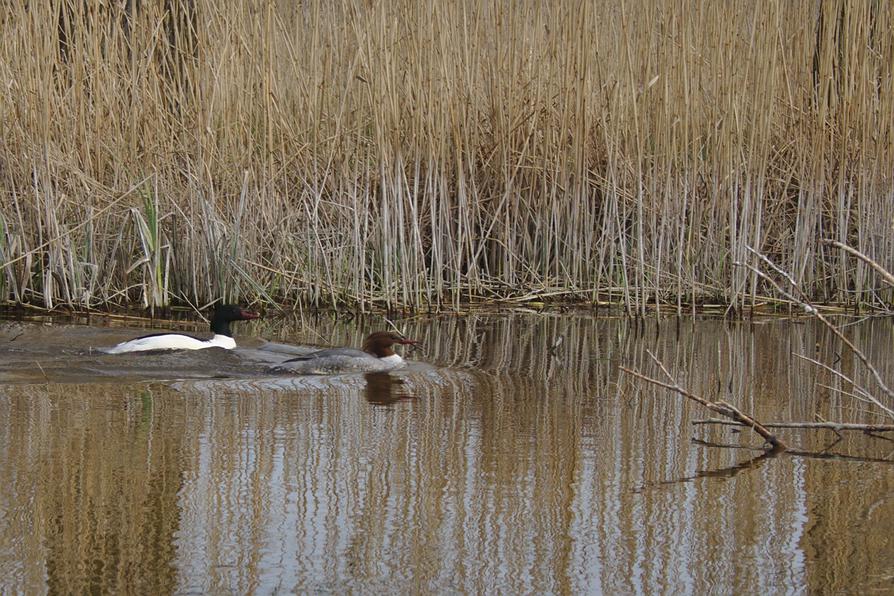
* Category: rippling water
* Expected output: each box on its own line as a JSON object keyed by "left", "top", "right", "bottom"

{"left": 0, "top": 311, "right": 892, "bottom": 593}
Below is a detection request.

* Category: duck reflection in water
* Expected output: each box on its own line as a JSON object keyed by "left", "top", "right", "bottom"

{"left": 364, "top": 372, "right": 416, "bottom": 406}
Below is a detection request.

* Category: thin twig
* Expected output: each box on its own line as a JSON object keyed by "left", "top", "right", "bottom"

{"left": 824, "top": 239, "right": 894, "bottom": 287}
{"left": 792, "top": 353, "right": 875, "bottom": 402}
{"left": 740, "top": 246, "right": 894, "bottom": 419}
{"left": 691, "top": 418, "right": 894, "bottom": 433}
{"left": 621, "top": 350, "right": 786, "bottom": 450}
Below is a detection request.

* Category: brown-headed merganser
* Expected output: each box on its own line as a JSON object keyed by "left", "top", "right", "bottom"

{"left": 103, "top": 304, "right": 260, "bottom": 354}
{"left": 270, "top": 331, "right": 418, "bottom": 374}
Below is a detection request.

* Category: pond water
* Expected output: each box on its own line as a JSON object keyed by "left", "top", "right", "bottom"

{"left": 0, "top": 310, "right": 892, "bottom": 594}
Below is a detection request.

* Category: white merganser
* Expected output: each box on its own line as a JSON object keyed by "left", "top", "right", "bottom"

{"left": 103, "top": 304, "right": 260, "bottom": 354}
{"left": 270, "top": 331, "right": 419, "bottom": 374}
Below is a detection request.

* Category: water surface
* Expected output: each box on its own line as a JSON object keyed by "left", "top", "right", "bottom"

{"left": 0, "top": 312, "right": 892, "bottom": 593}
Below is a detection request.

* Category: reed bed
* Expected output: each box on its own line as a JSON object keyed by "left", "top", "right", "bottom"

{"left": 1, "top": 0, "right": 892, "bottom": 312}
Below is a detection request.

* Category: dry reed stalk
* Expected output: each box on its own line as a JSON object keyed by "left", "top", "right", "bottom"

{"left": 0, "top": 1, "right": 892, "bottom": 310}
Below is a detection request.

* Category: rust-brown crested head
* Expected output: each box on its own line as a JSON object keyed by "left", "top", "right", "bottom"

{"left": 362, "top": 331, "right": 418, "bottom": 357}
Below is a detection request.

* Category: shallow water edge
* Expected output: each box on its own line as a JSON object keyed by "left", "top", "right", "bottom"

{"left": 0, "top": 312, "right": 892, "bottom": 593}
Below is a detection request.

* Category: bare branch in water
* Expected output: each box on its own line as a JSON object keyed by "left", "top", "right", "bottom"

{"left": 739, "top": 245, "right": 894, "bottom": 420}
{"left": 823, "top": 239, "right": 894, "bottom": 288}
{"left": 620, "top": 350, "right": 787, "bottom": 451}
{"left": 692, "top": 419, "right": 894, "bottom": 433}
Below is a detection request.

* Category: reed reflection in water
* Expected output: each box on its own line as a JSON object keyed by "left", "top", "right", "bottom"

{"left": 0, "top": 314, "right": 892, "bottom": 593}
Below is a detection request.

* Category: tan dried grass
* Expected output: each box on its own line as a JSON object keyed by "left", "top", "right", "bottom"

{"left": 0, "top": 1, "right": 891, "bottom": 311}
